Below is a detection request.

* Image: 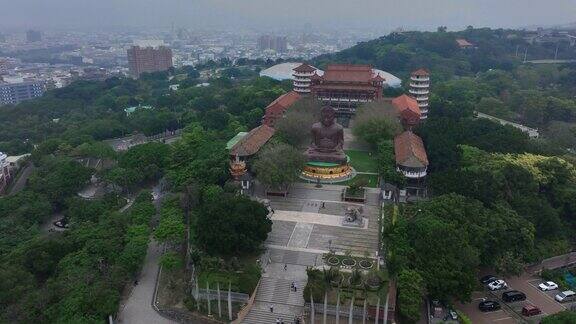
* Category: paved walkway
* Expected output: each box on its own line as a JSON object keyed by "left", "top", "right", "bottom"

{"left": 8, "top": 163, "right": 35, "bottom": 195}
{"left": 117, "top": 239, "right": 174, "bottom": 324}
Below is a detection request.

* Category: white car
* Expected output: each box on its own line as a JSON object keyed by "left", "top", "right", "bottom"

{"left": 488, "top": 279, "right": 508, "bottom": 291}
{"left": 539, "top": 281, "right": 559, "bottom": 291}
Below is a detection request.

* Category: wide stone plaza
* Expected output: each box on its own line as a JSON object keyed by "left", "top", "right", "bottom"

{"left": 243, "top": 183, "right": 382, "bottom": 324}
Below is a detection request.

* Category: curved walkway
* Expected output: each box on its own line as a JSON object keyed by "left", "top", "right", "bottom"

{"left": 117, "top": 239, "right": 174, "bottom": 324}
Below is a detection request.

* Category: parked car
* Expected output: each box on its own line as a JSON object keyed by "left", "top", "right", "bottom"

{"left": 480, "top": 275, "right": 498, "bottom": 284}
{"left": 502, "top": 290, "right": 526, "bottom": 303}
{"left": 488, "top": 279, "right": 508, "bottom": 291}
{"left": 479, "top": 300, "right": 501, "bottom": 312}
{"left": 539, "top": 281, "right": 559, "bottom": 291}
{"left": 555, "top": 290, "right": 576, "bottom": 303}
{"left": 521, "top": 304, "right": 542, "bottom": 317}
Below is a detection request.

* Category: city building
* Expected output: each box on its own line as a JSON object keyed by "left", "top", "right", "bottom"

{"left": 394, "top": 131, "right": 428, "bottom": 196}
{"left": 258, "top": 35, "right": 288, "bottom": 53}
{"left": 392, "top": 94, "right": 421, "bottom": 129}
{"left": 408, "top": 68, "right": 430, "bottom": 120}
{"left": 26, "top": 30, "right": 42, "bottom": 43}
{"left": 127, "top": 45, "right": 173, "bottom": 78}
{"left": 262, "top": 91, "right": 301, "bottom": 127}
{"left": 0, "top": 152, "right": 10, "bottom": 195}
{"left": 309, "top": 64, "right": 385, "bottom": 114}
{"left": 0, "top": 76, "right": 46, "bottom": 106}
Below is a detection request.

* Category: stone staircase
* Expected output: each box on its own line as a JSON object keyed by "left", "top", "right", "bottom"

{"left": 269, "top": 249, "right": 319, "bottom": 266}
{"left": 241, "top": 308, "right": 294, "bottom": 324}
{"left": 255, "top": 277, "right": 307, "bottom": 306}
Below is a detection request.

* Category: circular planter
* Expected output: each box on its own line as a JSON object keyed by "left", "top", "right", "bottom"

{"left": 347, "top": 276, "right": 364, "bottom": 288}
{"left": 359, "top": 259, "right": 374, "bottom": 269}
{"left": 331, "top": 275, "right": 343, "bottom": 287}
{"left": 326, "top": 257, "right": 340, "bottom": 266}
{"left": 366, "top": 276, "right": 382, "bottom": 291}
{"left": 341, "top": 258, "right": 357, "bottom": 268}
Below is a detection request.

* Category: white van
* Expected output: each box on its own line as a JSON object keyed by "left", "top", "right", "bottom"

{"left": 554, "top": 290, "right": 576, "bottom": 302}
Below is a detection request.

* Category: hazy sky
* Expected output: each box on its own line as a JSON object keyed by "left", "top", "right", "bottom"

{"left": 0, "top": 0, "right": 575, "bottom": 31}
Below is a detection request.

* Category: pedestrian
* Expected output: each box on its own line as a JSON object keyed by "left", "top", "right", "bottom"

{"left": 321, "top": 201, "right": 326, "bottom": 209}
{"left": 284, "top": 264, "right": 287, "bottom": 271}
{"left": 281, "top": 319, "right": 284, "bottom": 324}
{"left": 271, "top": 208, "right": 275, "bottom": 214}
{"left": 291, "top": 281, "right": 295, "bottom": 290}
{"left": 270, "top": 305, "right": 274, "bottom": 313}
{"left": 276, "top": 317, "right": 280, "bottom": 324}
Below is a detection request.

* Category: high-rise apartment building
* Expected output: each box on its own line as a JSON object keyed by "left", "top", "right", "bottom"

{"left": 26, "top": 30, "right": 42, "bottom": 43}
{"left": 258, "top": 35, "right": 288, "bottom": 53}
{"left": 127, "top": 45, "right": 173, "bottom": 78}
{"left": 0, "top": 77, "right": 46, "bottom": 106}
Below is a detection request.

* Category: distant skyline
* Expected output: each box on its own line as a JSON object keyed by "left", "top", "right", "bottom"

{"left": 0, "top": 0, "right": 575, "bottom": 32}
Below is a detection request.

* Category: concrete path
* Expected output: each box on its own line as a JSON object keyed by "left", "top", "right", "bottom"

{"left": 117, "top": 239, "right": 174, "bottom": 324}
{"left": 8, "top": 163, "right": 35, "bottom": 195}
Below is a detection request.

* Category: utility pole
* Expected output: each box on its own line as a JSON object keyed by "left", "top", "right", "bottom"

{"left": 523, "top": 48, "right": 528, "bottom": 62}
{"left": 515, "top": 45, "right": 519, "bottom": 57}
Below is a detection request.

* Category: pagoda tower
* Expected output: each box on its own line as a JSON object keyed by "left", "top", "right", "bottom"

{"left": 409, "top": 68, "right": 430, "bottom": 120}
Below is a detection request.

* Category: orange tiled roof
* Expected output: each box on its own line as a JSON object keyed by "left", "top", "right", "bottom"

{"left": 456, "top": 38, "right": 473, "bottom": 47}
{"left": 411, "top": 68, "right": 430, "bottom": 76}
{"left": 230, "top": 125, "right": 276, "bottom": 157}
{"left": 392, "top": 94, "right": 421, "bottom": 118}
{"left": 394, "top": 131, "right": 428, "bottom": 168}
{"left": 322, "top": 64, "right": 374, "bottom": 83}
{"left": 293, "top": 63, "right": 317, "bottom": 73}
{"left": 263, "top": 91, "right": 301, "bottom": 127}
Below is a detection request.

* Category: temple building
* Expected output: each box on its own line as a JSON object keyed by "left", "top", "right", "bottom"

{"left": 392, "top": 94, "right": 421, "bottom": 129}
{"left": 309, "top": 64, "right": 385, "bottom": 115}
{"left": 408, "top": 68, "right": 430, "bottom": 120}
{"left": 262, "top": 91, "right": 301, "bottom": 127}
{"left": 394, "top": 131, "right": 428, "bottom": 196}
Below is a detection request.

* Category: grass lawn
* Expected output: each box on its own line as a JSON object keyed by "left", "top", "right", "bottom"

{"left": 345, "top": 150, "right": 378, "bottom": 173}
{"left": 341, "top": 174, "right": 379, "bottom": 188}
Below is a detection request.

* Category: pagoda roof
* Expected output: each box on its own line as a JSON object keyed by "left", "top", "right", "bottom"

{"left": 411, "top": 68, "right": 430, "bottom": 76}
{"left": 394, "top": 131, "right": 428, "bottom": 168}
{"left": 322, "top": 64, "right": 374, "bottom": 83}
{"left": 392, "top": 94, "right": 421, "bottom": 118}
{"left": 371, "top": 73, "right": 386, "bottom": 81}
{"left": 230, "top": 125, "right": 275, "bottom": 157}
{"left": 293, "top": 63, "right": 317, "bottom": 73}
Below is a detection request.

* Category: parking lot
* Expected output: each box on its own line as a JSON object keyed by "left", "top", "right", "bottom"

{"left": 456, "top": 273, "right": 575, "bottom": 323}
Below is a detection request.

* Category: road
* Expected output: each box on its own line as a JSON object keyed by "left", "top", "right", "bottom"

{"left": 8, "top": 163, "right": 35, "bottom": 195}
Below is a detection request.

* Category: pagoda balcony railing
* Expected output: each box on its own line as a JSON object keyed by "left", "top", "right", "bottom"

{"left": 418, "top": 102, "right": 429, "bottom": 107}
{"left": 295, "top": 88, "right": 311, "bottom": 93}
{"left": 293, "top": 72, "right": 315, "bottom": 77}
{"left": 409, "top": 89, "right": 430, "bottom": 95}
{"left": 293, "top": 81, "right": 311, "bottom": 86}
{"left": 411, "top": 76, "right": 430, "bottom": 82}
{"left": 420, "top": 114, "right": 428, "bottom": 120}
{"left": 397, "top": 167, "right": 427, "bottom": 179}
{"left": 317, "top": 96, "right": 370, "bottom": 103}
{"left": 409, "top": 82, "right": 430, "bottom": 88}
{"left": 415, "top": 96, "right": 429, "bottom": 101}
{"left": 294, "top": 76, "right": 312, "bottom": 81}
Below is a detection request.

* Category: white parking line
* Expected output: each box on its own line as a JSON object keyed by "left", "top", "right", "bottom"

{"left": 526, "top": 282, "right": 567, "bottom": 309}
{"left": 494, "top": 316, "right": 512, "bottom": 321}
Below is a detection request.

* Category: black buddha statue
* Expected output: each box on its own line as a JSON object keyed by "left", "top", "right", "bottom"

{"left": 305, "top": 106, "right": 347, "bottom": 164}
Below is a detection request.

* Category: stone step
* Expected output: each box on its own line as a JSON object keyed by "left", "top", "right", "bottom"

{"left": 242, "top": 309, "right": 293, "bottom": 324}
{"left": 270, "top": 249, "right": 319, "bottom": 266}
{"left": 255, "top": 277, "right": 307, "bottom": 306}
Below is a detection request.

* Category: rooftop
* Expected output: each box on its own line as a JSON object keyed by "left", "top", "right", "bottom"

{"left": 394, "top": 131, "right": 428, "bottom": 168}
{"left": 226, "top": 132, "right": 249, "bottom": 150}
{"left": 322, "top": 64, "right": 374, "bottom": 83}
{"left": 229, "top": 125, "right": 275, "bottom": 157}
{"left": 392, "top": 94, "right": 421, "bottom": 117}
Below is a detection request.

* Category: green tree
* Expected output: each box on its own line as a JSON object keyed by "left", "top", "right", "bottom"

{"left": 353, "top": 100, "right": 402, "bottom": 148}
{"left": 541, "top": 311, "right": 576, "bottom": 324}
{"left": 253, "top": 142, "right": 304, "bottom": 191}
{"left": 397, "top": 269, "right": 425, "bottom": 323}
